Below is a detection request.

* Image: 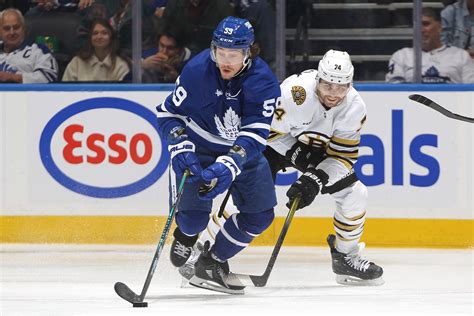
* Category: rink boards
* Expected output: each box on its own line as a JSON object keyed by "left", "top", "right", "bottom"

{"left": 0, "top": 84, "right": 473, "bottom": 247}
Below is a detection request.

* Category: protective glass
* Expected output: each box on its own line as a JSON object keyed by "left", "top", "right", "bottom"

{"left": 318, "top": 79, "right": 350, "bottom": 97}
{"left": 212, "top": 46, "right": 246, "bottom": 65}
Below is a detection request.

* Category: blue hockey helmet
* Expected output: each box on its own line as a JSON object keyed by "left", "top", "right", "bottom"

{"left": 211, "top": 16, "right": 254, "bottom": 49}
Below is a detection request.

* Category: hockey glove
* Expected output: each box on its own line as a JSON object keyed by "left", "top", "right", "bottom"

{"left": 286, "top": 169, "right": 329, "bottom": 210}
{"left": 168, "top": 127, "right": 202, "bottom": 182}
{"left": 199, "top": 145, "right": 246, "bottom": 200}
{"left": 285, "top": 142, "right": 326, "bottom": 171}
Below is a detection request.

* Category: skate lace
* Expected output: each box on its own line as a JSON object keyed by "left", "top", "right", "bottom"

{"left": 173, "top": 241, "right": 191, "bottom": 259}
{"left": 344, "top": 243, "right": 371, "bottom": 272}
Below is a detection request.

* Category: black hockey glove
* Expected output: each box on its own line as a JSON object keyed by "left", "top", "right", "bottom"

{"left": 285, "top": 142, "right": 325, "bottom": 171}
{"left": 286, "top": 169, "right": 329, "bottom": 210}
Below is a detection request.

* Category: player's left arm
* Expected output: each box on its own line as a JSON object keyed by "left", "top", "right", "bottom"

{"left": 317, "top": 94, "right": 367, "bottom": 185}
{"left": 233, "top": 75, "right": 281, "bottom": 163}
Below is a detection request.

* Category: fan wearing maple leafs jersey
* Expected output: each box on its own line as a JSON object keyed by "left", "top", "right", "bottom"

{"left": 155, "top": 17, "right": 280, "bottom": 294}
{"left": 0, "top": 8, "right": 58, "bottom": 83}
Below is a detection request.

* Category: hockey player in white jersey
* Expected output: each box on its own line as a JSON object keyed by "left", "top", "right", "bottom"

{"left": 181, "top": 49, "right": 384, "bottom": 286}
{"left": 0, "top": 8, "right": 58, "bottom": 83}
{"left": 269, "top": 49, "right": 383, "bottom": 285}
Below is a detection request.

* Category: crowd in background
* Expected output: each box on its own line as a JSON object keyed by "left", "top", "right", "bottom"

{"left": 0, "top": 0, "right": 472, "bottom": 84}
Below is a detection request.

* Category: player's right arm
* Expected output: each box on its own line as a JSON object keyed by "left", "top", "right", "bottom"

{"left": 155, "top": 68, "right": 193, "bottom": 138}
{"left": 268, "top": 72, "right": 320, "bottom": 170}
{"left": 267, "top": 73, "right": 304, "bottom": 155}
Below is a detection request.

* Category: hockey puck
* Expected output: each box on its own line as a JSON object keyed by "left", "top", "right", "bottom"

{"left": 133, "top": 302, "right": 148, "bottom": 308}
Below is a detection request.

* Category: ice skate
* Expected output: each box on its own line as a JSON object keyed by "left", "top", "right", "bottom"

{"left": 189, "top": 243, "right": 245, "bottom": 295}
{"left": 178, "top": 241, "right": 203, "bottom": 287}
{"left": 327, "top": 234, "right": 384, "bottom": 286}
{"left": 169, "top": 228, "right": 198, "bottom": 267}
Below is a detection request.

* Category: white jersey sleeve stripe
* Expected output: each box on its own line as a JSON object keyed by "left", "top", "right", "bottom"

{"left": 241, "top": 123, "right": 271, "bottom": 131}
{"left": 238, "top": 131, "right": 267, "bottom": 146}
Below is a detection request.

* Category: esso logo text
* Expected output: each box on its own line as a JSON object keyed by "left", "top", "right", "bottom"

{"left": 62, "top": 124, "right": 153, "bottom": 165}
{"left": 39, "top": 97, "right": 169, "bottom": 198}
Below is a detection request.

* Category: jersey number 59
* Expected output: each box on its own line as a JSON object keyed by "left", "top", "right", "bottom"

{"left": 172, "top": 76, "right": 188, "bottom": 106}
{"left": 262, "top": 97, "right": 280, "bottom": 117}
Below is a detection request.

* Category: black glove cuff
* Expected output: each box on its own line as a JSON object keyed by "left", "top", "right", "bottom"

{"left": 304, "top": 169, "right": 329, "bottom": 189}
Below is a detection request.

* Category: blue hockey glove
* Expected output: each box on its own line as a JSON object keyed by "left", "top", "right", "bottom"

{"left": 168, "top": 127, "right": 202, "bottom": 182}
{"left": 199, "top": 145, "right": 246, "bottom": 200}
{"left": 286, "top": 169, "right": 329, "bottom": 210}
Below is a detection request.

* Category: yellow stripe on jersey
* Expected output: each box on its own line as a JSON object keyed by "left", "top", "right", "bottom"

{"left": 331, "top": 136, "right": 360, "bottom": 147}
{"left": 267, "top": 129, "right": 286, "bottom": 142}
{"left": 326, "top": 147, "right": 359, "bottom": 159}
{"left": 356, "top": 115, "right": 367, "bottom": 132}
{"left": 333, "top": 218, "right": 363, "bottom": 232}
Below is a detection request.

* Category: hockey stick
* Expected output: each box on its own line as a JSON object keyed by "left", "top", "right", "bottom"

{"left": 231, "top": 195, "right": 301, "bottom": 287}
{"left": 217, "top": 188, "right": 232, "bottom": 217}
{"left": 409, "top": 94, "right": 474, "bottom": 123}
{"left": 114, "top": 170, "right": 190, "bottom": 308}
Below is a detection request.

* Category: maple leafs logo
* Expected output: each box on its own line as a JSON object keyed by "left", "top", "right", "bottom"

{"left": 214, "top": 108, "right": 240, "bottom": 140}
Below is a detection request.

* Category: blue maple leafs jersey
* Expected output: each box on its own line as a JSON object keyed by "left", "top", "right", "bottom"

{"left": 156, "top": 49, "right": 281, "bottom": 161}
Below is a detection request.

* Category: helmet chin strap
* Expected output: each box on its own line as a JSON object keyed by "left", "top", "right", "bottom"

{"left": 232, "top": 56, "right": 252, "bottom": 78}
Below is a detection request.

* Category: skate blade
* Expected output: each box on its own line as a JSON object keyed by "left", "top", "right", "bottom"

{"left": 224, "top": 272, "right": 246, "bottom": 288}
{"left": 189, "top": 276, "right": 245, "bottom": 295}
{"left": 336, "top": 275, "right": 385, "bottom": 286}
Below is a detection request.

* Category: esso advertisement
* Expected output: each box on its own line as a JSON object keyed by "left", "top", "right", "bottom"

{"left": 39, "top": 97, "right": 169, "bottom": 198}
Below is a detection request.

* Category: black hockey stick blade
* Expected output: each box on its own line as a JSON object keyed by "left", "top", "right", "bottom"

{"left": 114, "top": 282, "right": 147, "bottom": 307}
{"left": 233, "top": 196, "right": 301, "bottom": 287}
{"left": 114, "top": 170, "right": 189, "bottom": 307}
{"left": 409, "top": 94, "right": 474, "bottom": 123}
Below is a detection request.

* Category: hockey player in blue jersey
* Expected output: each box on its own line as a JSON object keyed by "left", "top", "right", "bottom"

{"left": 155, "top": 16, "right": 281, "bottom": 294}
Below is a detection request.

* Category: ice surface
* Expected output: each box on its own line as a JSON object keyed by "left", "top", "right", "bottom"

{"left": 1, "top": 244, "right": 472, "bottom": 316}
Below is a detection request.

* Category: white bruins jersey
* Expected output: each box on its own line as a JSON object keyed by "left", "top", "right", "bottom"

{"left": 268, "top": 69, "right": 366, "bottom": 185}
{"left": 386, "top": 45, "right": 474, "bottom": 83}
{"left": 0, "top": 42, "right": 58, "bottom": 83}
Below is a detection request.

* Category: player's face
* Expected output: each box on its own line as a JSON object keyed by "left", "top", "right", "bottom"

{"left": 214, "top": 47, "right": 245, "bottom": 80}
{"left": 316, "top": 79, "right": 350, "bottom": 108}
{"left": 91, "top": 23, "right": 111, "bottom": 50}
{"left": 0, "top": 12, "right": 25, "bottom": 52}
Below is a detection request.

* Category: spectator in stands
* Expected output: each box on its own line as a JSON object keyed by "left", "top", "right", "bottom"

{"left": 25, "top": 0, "right": 59, "bottom": 16}
{"left": 0, "top": 0, "right": 29, "bottom": 15}
{"left": 0, "top": 8, "right": 58, "bottom": 83}
{"left": 62, "top": 18, "right": 130, "bottom": 82}
{"left": 152, "top": 0, "right": 167, "bottom": 18}
{"left": 230, "top": 0, "right": 276, "bottom": 68}
{"left": 386, "top": 7, "right": 474, "bottom": 83}
{"left": 160, "top": 0, "right": 233, "bottom": 56}
{"left": 77, "top": 0, "right": 156, "bottom": 55}
{"left": 142, "top": 30, "right": 191, "bottom": 83}
{"left": 441, "top": 0, "right": 474, "bottom": 58}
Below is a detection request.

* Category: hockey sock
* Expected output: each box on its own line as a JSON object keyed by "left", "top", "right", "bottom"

{"left": 333, "top": 210, "right": 365, "bottom": 253}
{"left": 212, "top": 209, "right": 274, "bottom": 260}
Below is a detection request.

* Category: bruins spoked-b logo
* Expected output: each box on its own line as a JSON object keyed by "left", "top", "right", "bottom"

{"left": 291, "top": 86, "right": 306, "bottom": 105}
